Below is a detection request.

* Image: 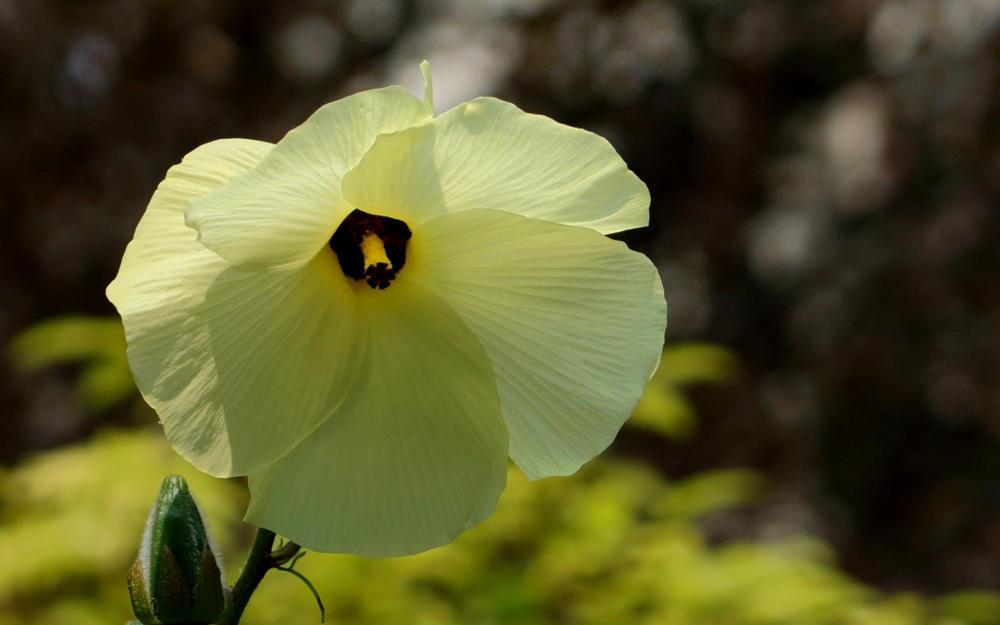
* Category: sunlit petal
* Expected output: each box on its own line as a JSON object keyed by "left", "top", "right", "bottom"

{"left": 408, "top": 208, "right": 666, "bottom": 479}
{"left": 108, "top": 139, "right": 365, "bottom": 477}
{"left": 342, "top": 97, "right": 647, "bottom": 233}
{"left": 339, "top": 122, "right": 445, "bottom": 227}
{"left": 185, "top": 86, "right": 433, "bottom": 270}
{"left": 246, "top": 280, "right": 508, "bottom": 557}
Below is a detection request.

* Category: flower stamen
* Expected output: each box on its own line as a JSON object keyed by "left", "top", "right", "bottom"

{"left": 330, "top": 209, "right": 411, "bottom": 290}
{"left": 360, "top": 234, "right": 395, "bottom": 290}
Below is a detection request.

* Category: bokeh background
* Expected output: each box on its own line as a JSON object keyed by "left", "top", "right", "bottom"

{"left": 3, "top": 0, "right": 1000, "bottom": 623}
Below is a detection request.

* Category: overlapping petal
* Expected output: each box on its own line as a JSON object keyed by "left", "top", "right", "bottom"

{"left": 246, "top": 280, "right": 508, "bottom": 557}
{"left": 339, "top": 122, "right": 446, "bottom": 226}
{"left": 340, "top": 97, "right": 649, "bottom": 233}
{"left": 107, "top": 139, "right": 365, "bottom": 478}
{"left": 185, "top": 85, "right": 433, "bottom": 270}
{"left": 407, "top": 208, "right": 666, "bottom": 479}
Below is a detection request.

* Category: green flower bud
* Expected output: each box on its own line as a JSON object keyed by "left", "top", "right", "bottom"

{"left": 128, "top": 475, "right": 227, "bottom": 624}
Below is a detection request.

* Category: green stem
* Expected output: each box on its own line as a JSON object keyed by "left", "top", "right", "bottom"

{"left": 219, "top": 528, "right": 302, "bottom": 625}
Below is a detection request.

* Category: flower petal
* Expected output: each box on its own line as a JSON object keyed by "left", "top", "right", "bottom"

{"left": 245, "top": 279, "right": 508, "bottom": 557}
{"left": 407, "top": 208, "right": 666, "bottom": 479}
{"left": 185, "top": 86, "right": 433, "bottom": 270}
{"left": 339, "top": 121, "right": 446, "bottom": 227}
{"left": 108, "top": 139, "right": 365, "bottom": 477}
{"left": 343, "top": 97, "right": 648, "bottom": 234}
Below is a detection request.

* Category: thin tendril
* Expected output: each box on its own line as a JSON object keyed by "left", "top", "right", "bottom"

{"left": 276, "top": 552, "right": 325, "bottom": 623}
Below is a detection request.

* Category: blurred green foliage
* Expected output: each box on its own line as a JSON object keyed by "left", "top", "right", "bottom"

{"left": 0, "top": 430, "right": 247, "bottom": 625}
{"left": 0, "top": 429, "right": 994, "bottom": 625}
{"left": 628, "top": 342, "right": 740, "bottom": 440}
{"left": 9, "top": 316, "right": 135, "bottom": 411}
{"left": 2, "top": 320, "right": 997, "bottom": 625}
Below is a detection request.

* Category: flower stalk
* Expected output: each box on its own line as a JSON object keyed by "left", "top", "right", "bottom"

{"left": 218, "top": 529, "right": 301, "bottom": 625}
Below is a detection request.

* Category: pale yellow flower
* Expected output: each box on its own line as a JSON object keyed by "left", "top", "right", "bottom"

{"left": 107, "top": 64, "right": 666, "bottom": 557}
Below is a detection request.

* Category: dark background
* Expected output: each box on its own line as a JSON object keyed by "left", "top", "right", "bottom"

{"left": 2, "top": 0, "right": 1000, "bottom": 595}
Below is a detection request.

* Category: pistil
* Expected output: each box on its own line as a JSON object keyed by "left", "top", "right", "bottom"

{"left": 329, "top": 209, "right": 412, "bottom": 290}
{"left": 360, "top": 233, "right": 395, "bottom": 290}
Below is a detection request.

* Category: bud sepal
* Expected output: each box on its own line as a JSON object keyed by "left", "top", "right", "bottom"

{"left": 128, "top": 475, "right": 227, "bottom": 624}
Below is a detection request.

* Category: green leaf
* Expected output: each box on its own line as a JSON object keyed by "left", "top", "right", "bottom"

{"left": 627, "top": 343, "right": 740, "bottom": 440}
{"left": 653, "top": 342, "right": 740, "bottom": 387}
{"left": 8, "top": 316, "right": 136, "bottom": 411}
{"left": 9, "top": 316, "right": 126, "bottom": 368}
{"left": 931, "top": 590, "right": 1000, "bottom": 625}
{"left": 655, "top": 469, "right": 766, "bottom": 520}
{"left": 629, "top": 386, "right": 698, "bottom": 440}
